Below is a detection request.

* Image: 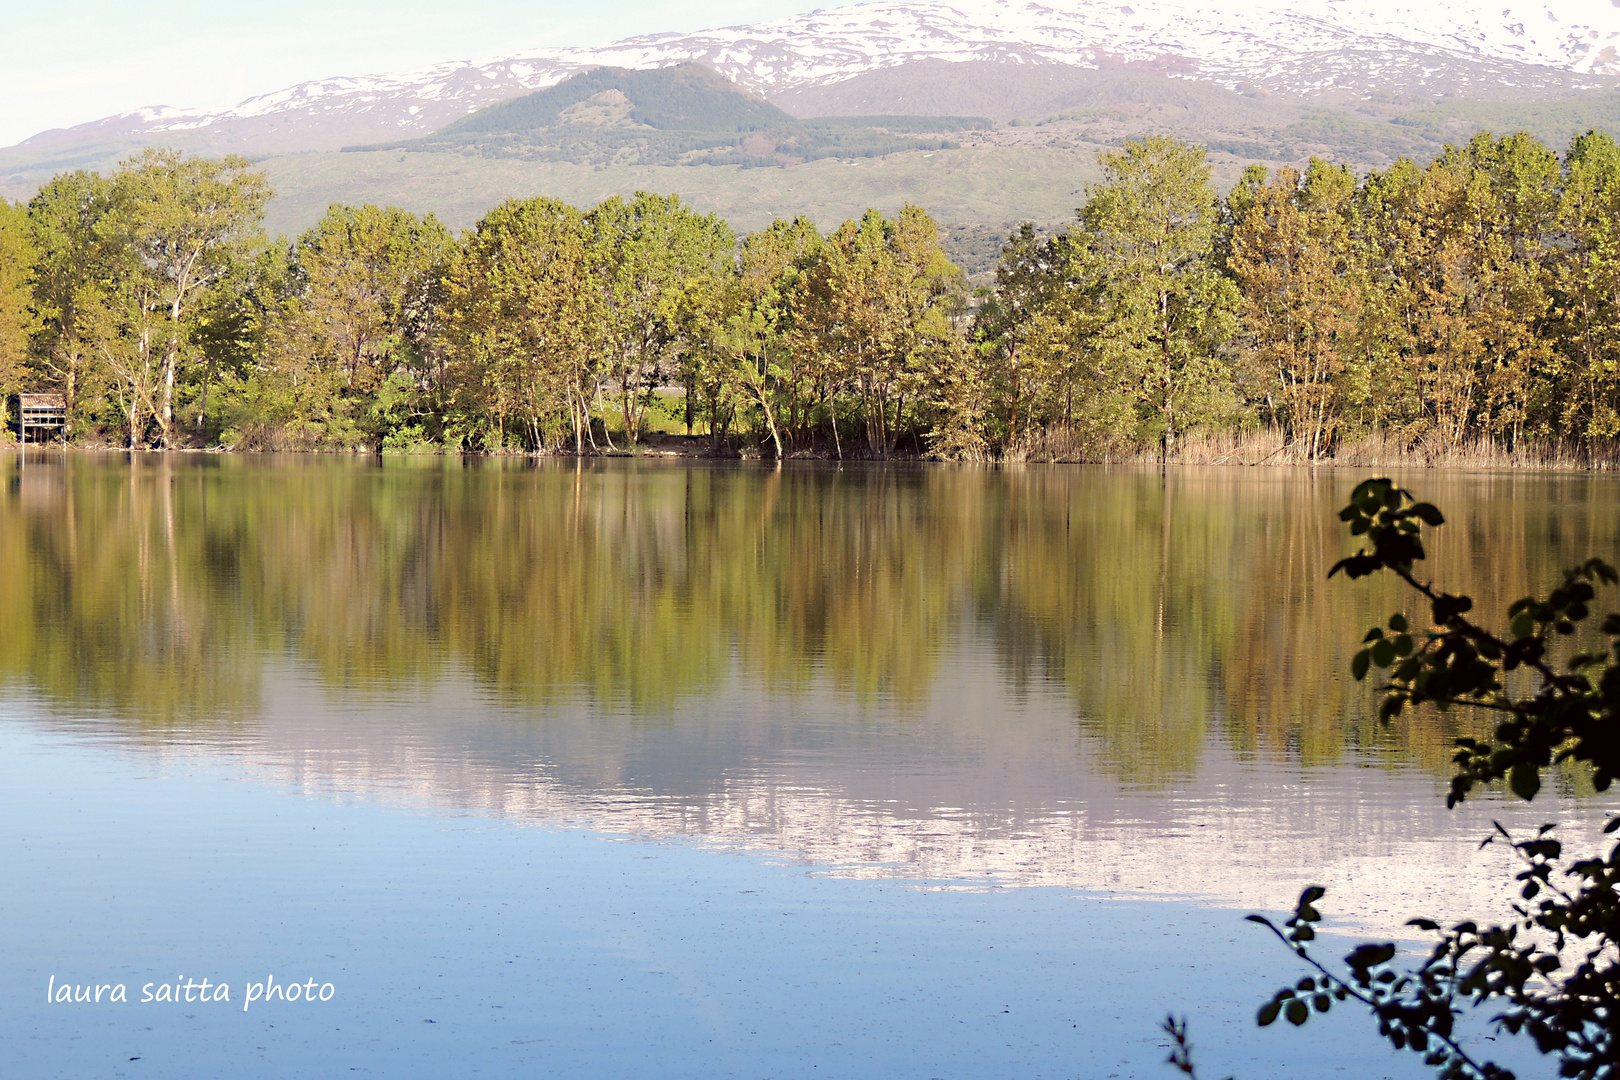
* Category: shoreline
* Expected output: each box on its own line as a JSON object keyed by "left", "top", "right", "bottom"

{"left": 10, "top": 445, "right": 1620, "bottom": 473}
{"left": 12, "top": 429, "right": 1620, "bottom": 470}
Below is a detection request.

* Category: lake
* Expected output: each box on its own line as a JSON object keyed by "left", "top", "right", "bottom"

{"left": 3, "top": 454, "right": 1616, "bottom": 1079}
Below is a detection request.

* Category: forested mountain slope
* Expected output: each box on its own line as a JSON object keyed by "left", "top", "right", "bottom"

{"left": 351, "top": 64, "right": 986, "bottom": 167}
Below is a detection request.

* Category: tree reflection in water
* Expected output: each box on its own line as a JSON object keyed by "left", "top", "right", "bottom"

{"left": 1, "top": 454, "right": 1615, "bottom": 793}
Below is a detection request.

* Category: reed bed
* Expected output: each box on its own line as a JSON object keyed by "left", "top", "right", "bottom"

{"left": 1004, "top": 427, "right": 1620, "bottom": 470}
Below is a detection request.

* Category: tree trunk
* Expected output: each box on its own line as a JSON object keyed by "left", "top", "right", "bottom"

{"left": 759, "top": 386, "right": 783, "bottom": 459}
{"left": 66, "top": 365, "right": 79, "bottom": 439}
{"left": 594, "top": 378, "right": 617, "bottom": 451}
{"left": 161, "top": 337, "right": 177, "bottom": 447}
{"left": 196, "top": 357, "right": 215, "bottom": 435}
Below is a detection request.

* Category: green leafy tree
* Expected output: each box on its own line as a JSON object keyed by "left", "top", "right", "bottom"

{"left": 972, "top": 222, "right": 1067, "bottom": 449}
{"left": 592, "top": 192, "right": 734, "bottom": 445}
{"left": 713, "top": 216, "right": 823, "bottom": 457}
{"left": 443, "top": 196, "right": 605, "bottom": 451}
{"left": 1552, "top": 131, "right": 1620, "bottom": 443}
{"left": 0, "top": 198, "right": 37, "bottom": 428}
{"left": 267, "top": 203, "right": 453, "bottom": 448}
{"left": 18, "top": 131, "right": 1620, "bottom": 460}
{"left": 1228, "top": 161, "right": 1361, "bottom": 459}
{"left": 796, "top": 205, "right": 965, "bottom": 457}
{"left": 980, "top": 227, "right": 1143, "bottom": 458}
{"left": 108, "top": 149, "right": 270, "bottom": 447}
{"left": 78, "top": 240, "right": 165, "bottom": 447}
{"left": 1074, "top": 136, "right": 1241, "bottom": 457}
{"left": 1390, "top": 135, "right": 1558, "bottom": 451}
{"left": 187, "top": 249, "right": 268, "bottom": 443}
{"left": 25, "top": 171, "right": 117, "bottom": 432}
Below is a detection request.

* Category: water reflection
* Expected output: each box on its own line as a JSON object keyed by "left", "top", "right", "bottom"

{"left": 3, "top": 454, "right": 1618, "bottom": 924}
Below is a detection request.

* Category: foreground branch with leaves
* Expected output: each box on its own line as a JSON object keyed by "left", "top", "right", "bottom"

{"left": 1171, "top": 478, "right": 1619, "bottom": 1079}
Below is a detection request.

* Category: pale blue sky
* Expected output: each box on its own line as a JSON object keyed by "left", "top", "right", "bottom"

{"left": 2, "top": 0, "right": 818, "bottom": 148}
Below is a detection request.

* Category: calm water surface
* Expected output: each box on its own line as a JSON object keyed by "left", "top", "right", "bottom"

{"left": 3, "top": 454, "right": 1617, "bottom": 1079}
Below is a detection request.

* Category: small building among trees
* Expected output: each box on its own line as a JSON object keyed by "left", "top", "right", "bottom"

{"left": 18, "top": 393, "right": 66, "bottom": 443}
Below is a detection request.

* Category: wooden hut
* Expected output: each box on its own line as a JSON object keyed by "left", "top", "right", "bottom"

{"left": 19, "top": 394, "right": 67, "bottom": 444}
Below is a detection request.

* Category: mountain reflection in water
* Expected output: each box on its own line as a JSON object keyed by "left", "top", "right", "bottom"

{"left": 4, "top": 454, "right": 1618, "bottom": 929}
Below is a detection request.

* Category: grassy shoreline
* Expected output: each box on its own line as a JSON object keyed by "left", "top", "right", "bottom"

{"left": 14, "top": 428, "right": 1620, "bottom": 470}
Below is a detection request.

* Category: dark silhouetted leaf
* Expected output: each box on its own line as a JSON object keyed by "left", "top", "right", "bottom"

{"left": 1509, "top": 763, "right": 1541, "bottom": 801}
{"left": 1408, "top": 503, "right": 1444, "bottom": 526}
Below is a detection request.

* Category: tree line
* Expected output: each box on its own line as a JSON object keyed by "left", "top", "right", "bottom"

{"left": 3, "top": 132, "right": 1620, "bottom": 459}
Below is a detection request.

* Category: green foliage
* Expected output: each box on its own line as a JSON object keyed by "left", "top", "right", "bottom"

{"left": 249, "top": 202, "right": 454, "bottom": 449}
{"left": 441, "top": 195, "right": 604, "bottom": 452}
{"left": 1080, "top": 137, "right": 1241, "bottom": 455}
{"left": 107, "top": 148, "right": 271, "bottom": 446}
{"left": 976, "top": 137, "right": 1241, "bottom": 458}
{"left": 1332, "top": 477, "right": 1620, "bottom": 804}
{"left": 26, "top": 128, "right": 1620, "bottom": 459}
{"left": 1241, "top": 478, "right": 1620, "bottom": 1080}
{"left": 1226, "top": 159, "right": 1358, "bottom": 459}
{"left": 20, "top": 151, "right": 269, "bottom": 447}
{"left": 593, "top": 192, "right": 736, "bottom": 445}
{"left": 25, "top": 170, "right": 115, "bottom": 435}
{"left": 1553, "top": 131, "right": 1620, "bottom": 441}
{"left": 970, "top": 130, "right": 1620, "bottom": 461}
{"left": 970, "top": 222, "right": 1069, "bottom": 447}
{"left": 709, "top": 214, "right": 825, "bottom": 455}
{"left": 0, "top": 198, "right": 37, "bottom": 419}
{"left": 791, "top": 204, "right": 967, "bottom": 456}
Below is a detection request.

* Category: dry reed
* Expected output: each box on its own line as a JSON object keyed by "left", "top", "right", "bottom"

{"left": 1003, "top": 427, "right": 1620, "bottom": 470}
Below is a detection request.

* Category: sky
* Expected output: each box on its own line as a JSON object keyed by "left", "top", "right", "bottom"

{"left": 0, "top": 0, "right": 817, "bottom": 148}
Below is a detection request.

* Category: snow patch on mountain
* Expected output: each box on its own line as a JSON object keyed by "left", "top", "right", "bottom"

{"left": 15, "top": 0, "right": 1620, "bottom": 151}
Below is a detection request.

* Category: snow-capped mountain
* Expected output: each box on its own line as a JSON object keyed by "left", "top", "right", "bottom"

{"left": 14, "top": 0, "right": 1620, "bottom": 155}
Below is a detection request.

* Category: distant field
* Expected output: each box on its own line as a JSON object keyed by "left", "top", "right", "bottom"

{"left": 231, "top": 92, "right": 1620, "bottom": 246}
{"left": 259, "top": 144, "right": 1108, "bottom": 240}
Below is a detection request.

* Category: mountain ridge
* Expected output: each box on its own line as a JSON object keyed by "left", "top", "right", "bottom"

{"left": 10, "top": 0, "right": 1620, "bottom": 164}
{"left": 11, "top": 0, "right": 1620, "bottom": 241}
{"left": 350, "top": 63, "right": 988, "bottom": 167}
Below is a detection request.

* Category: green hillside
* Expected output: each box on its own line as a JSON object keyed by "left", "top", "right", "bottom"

{"left": 350, "top": 63, "right": 992, "bottom": 167}
{"left": 1391, "top": 95, "right": 1620, "bottom": 154}
{"left": 1025, "top": 92, "right": 1620, "bottom": 168}
{"left": 258, "top": 143, "right": 1103, "bottom": 278}
{"left": 439, "top": 63, "right": 793, "bottom": 135}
